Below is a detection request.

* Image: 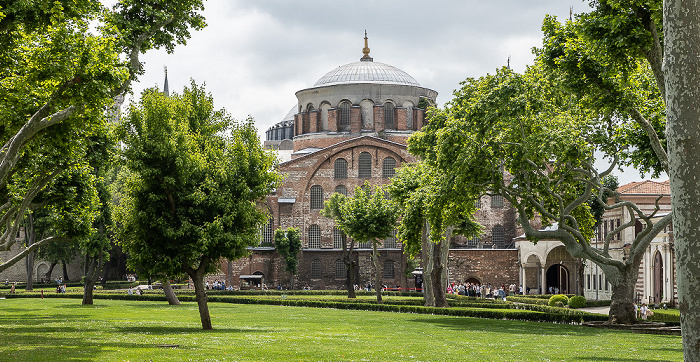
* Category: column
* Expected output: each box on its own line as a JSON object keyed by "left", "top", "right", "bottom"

{"left": 540, "top": 266, "right": 546, "bottom": 295}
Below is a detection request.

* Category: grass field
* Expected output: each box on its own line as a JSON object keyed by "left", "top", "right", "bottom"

{"left": 0, "top": 298, "right": 682, "bottom": 361}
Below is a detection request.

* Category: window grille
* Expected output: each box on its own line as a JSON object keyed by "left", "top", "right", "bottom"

{"left": 467, "top": 235, "right": 480, "bottom": 248}
{"left": 475, "top": 198, "right": 482, "bottom": 209}
{"left": 384, "top": 229, "right": 398, "bottom": 248}
{"left": 358, "top": 152, "right": 372, "bottom": 178}
{"left": 339, "top": 101, "right": 351, "bottom": 131}
{"left": 358, "top": 241, "right": 371, "bottom": 249}
{"left": 333, "top": 227, "right": 346, "bottom": 249}
{"left": 334, "top": 158, "right": 348, "bottom": 179}
{"left": 334, "top": 185, "right": 347, "bottom": 196}
{"left": 383, "top": 260, "right": 395, "bottom": 279}
{"left": 384, "top": 102, "right": 395, "bottom": 129}
{"left": 490, "top": 194, "right": 504, "bottom": 208}
{"left": 382, "top": 157, "right": 396, "bottom": 178}
{"left": 335, "top": 259, "right": 346, "bottom": 279}
{"left": 261, "top": 216, "right": 274, "bottom": 246}
{"left": 310, "top": 185, "right": 323, "bottom": 210}
{"left": 310, "top": 259, "right": 322, "bottom": 279}
{"left": 308, "top": 224, "right": 321, "bottom": 248}
{"left": 492, "top": 225, "right": 505, "bottom": 248}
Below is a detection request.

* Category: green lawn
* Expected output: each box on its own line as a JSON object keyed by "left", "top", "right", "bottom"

{"left": 0, "top": 298, "right": 682, "bottom": 361}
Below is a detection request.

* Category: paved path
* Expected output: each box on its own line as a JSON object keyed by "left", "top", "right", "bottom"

{"left": 580, "top": 306, "right": 610, "bottom": 315}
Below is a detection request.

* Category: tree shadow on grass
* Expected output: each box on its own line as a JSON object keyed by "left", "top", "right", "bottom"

{"left": 409, "top": 316, "right": 634, "bottom": 337}
{"left": 116, "top": 326, "right": 273, "bottom": 335}
{"left": 572, "top": 357, "right": 678, "bottom": 362}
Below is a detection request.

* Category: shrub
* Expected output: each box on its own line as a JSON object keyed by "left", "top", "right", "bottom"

{"left": 548, "top": 294, "right": 569, "bottom": 307}
{"left": 568, "top": 295, "right": 586, "bottom": 308}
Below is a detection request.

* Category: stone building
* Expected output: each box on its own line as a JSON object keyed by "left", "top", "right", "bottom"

{"left": 218, "top": 35, "right": 522, "bottom": 291}
{"left": 514, "top": 180, "right": 676, "bottom": 303}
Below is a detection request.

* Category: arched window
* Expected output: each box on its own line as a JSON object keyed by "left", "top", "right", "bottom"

{"left": 382, "top": 157, "right": 396, "bottom": 178}
{"left": 334, "top": 158, "right": 348, "bottom": 179}
{"left": 308, "top": 224, "right": 321, "bottom": 248}
{"left": 492, "top": 225, "right": 505, "bottom": 248}
{"left": 384, "top": 102, "right": 395, "bottom": 129}
{"left": 333, "top": 226, "right": 346, "bottom": 249}
{"left": 383, "top": 260, "right": 395, "bottom": 279}
{"left": 384, "top": 229, "right": 398, "bottom": 248}
{"left": 475, "top": 197, "right": 482, "bottom": 209}
{"left": 261, "top": 215, "right": 274, "bottom": 246}
{"left": 358, "top": 152, "right": 372, "bottom": 178}
{"left": 310, "top": 185, "right": 324, "bottom": 210}
{"left": 338, "top": 101, "right": 351, "bottom": 131}
{"left": 334, "top": 185, "right": 347, "bottom": 196}
{"left": 310, "top": 259, "right": 322, "bottom": 279}
{"left": 334, "top": 259, "right": 346, "bottom": 279}
{"left": 490, "top": 194, "right": 504, "bottom": 208}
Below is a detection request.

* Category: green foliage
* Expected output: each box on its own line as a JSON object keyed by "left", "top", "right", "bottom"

{"left": 274, "top": 227, "right": 301, "bottom": 275}
{"left": 116, "top": 81, "right": 281, "bottom": 279}
{"left": 568, "top": 295, "right": 587, "bottom": 308}
{"left": 321, "top": 182, "right": 399, "bottom": 245}
{"left": 548, "top": 294, "right": 570, "bottom": 307}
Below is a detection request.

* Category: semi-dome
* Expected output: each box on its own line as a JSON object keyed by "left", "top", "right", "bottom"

{"left": 313, "top": 61, "right": 421, "bottom": 87}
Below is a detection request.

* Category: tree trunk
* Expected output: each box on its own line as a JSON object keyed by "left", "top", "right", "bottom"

{"left": 24, "top": 214, "right": 35, "bottom": 290}
{"left": 343, "top": 241, "right": 357, "bottom": 298}
{"left": 162, "top": 278, "right": 180, "bottom": 305}
{"left": 61, "top": 260, "right": 69, "bottom": 281}
{"left": 664, "top": 1, "right": 700, "bottom": 359}
{"left": 422, "top": 221, "right": 435, "bottom": 307}
{"left": 45, "top": 261, "right": 58, "bottom": 282}
{"left": 431, "top": 238, "right": 449, "bottom": 308}
{"left": 372, "top": 242, "right": 383, "bottom": 303}
{"left": 82, "top": 253, "right": 102, "bottom": 305}
{"left": 606, "top": 269, "right": 637, "bottom": 324}
{"left": 189, "top": 267, "right": 213, "bottom": 330}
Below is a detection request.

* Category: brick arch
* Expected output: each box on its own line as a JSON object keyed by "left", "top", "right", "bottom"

{"left": 299, "top": 139, "right": 410, "bottom": 196}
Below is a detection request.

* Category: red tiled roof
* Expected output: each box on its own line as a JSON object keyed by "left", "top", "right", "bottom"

{"left": 617, "top": 180, "right": 670, "bottom": 195}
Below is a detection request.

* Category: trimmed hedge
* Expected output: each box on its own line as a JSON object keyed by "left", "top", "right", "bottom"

{"left": 549, "top": 294, "right": 569, "bottom": 307}
{"left": 569, "top": 295, "right": 587, "bottom": 308}
{"left": 506, "top": 296, "right": 549, "bottom": 305}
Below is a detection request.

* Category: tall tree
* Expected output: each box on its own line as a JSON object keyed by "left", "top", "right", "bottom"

{"left": 412, "top": 60, "right": 671, "bottom": 323}
{"left": 117, "top": 83, "right": 281, "bottom": 330}
{"left": 274, "top": 227, "right": 301, "bottom": 288}
{"left": 322, "top": 183, "right": 399, "bottom": 303}
{"left": 663, "top": 0, "right": 700, "bottom": 359}
{"left": 320, "top": 193, "right": 358, "bottom": 298}
{"left": 0, "top": 0, "right": 205, "bottom": 272}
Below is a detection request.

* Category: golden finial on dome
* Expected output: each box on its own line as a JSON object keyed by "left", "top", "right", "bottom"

{"left": 361, "top": 30, "right": 373, "bottom": 61}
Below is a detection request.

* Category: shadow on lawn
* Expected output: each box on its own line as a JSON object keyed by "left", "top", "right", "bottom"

{"left": 116, "top": 325, "right": 273, "bottom": 335}
{"left": 409, "top": 316, "right": 623, "bottom": 337}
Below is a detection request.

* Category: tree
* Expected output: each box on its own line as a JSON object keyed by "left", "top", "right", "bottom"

{"left": 117, "top": 83, "right": 281, "bottom": 330}
{"left": 274, "top": 227, "right": 301, "bottom": 287}
{"left": 322, "top": 183, "right": 399, "bottom": 303}
{"left": 387, "top": 161, "right": 481, "bottom": 307}
{"left": 663, "top": 0, "right": 700, "bottom": 359}
{"left": 0, "top": 0, "right": 206, "bottom": 272}
{"left": 320, "top": 193, "right": 358, "bottom": 298}
{"left": 411, "top": 61, "right": 671, "bottom": 324}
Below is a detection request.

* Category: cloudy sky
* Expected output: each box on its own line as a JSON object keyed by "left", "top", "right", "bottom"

{"left": 128, "top": 1, "right": 664, "bottom": 184}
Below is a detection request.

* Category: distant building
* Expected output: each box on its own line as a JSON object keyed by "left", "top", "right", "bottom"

{"left": 215, "top": 35, "right": 522, "bottom": 290}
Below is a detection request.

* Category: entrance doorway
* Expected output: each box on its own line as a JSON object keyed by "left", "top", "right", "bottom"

{"left": 653, "top": 251, "right": 663, "bottom": 303}
{"left": 546, "top": 264, "right": 569, "bottom": 294}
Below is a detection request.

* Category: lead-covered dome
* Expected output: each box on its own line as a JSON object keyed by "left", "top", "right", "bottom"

{"left": 313, "top": 61, "right": 420, "bottom": 87}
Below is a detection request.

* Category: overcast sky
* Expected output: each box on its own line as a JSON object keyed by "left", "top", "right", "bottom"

{"left": 128, "top": 0, "right": 665, "bottom": 184}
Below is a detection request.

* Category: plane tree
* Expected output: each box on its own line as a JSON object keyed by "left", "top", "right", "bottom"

{"left": 321, "top": 184, "right": 399, "bottom": 303}
{"left": 116, "top": 83, "right": 280, "bottom": 330}
{"left": 0, "top": 0, "right": 205, "bottom": 272}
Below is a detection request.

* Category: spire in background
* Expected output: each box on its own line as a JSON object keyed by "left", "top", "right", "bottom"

{"left": 570, "top": 6, "right": 573, "bottom": 21}
{"left": 163, "top": 66, "right": 169, "bottom": 97}
{"left": 507, "top": 55, "right": 511, "bottom": 70}
{"left": 361, "top": 30, "right": 373, "bottom": 62}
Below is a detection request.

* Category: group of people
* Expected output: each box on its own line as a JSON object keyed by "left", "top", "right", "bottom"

{"left": 635, "top": 302, "right": 655, "bottom": 320}
{"left": 446, "top": 282, "right": 524, "bottom": 300}
{"left": 205, "top": 280, "right": 232, "bottom": 291}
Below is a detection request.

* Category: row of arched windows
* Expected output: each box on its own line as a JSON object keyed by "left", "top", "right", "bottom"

{"left": 333, "top": 154, "right": 396, "bottom": 180}
{"left": 309, "top": 259, "right": 395, "bottom": 279}
{"left": 299, "top": 99, "right": 411, "bottom": 134}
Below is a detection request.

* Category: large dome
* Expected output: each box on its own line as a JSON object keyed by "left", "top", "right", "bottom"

{"left": 313, "top": 60, "right": 421, "bottom": 87}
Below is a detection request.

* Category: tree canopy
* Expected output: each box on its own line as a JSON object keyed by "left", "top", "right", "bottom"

{"left": 116, "top": 82, "right": 281, "bottom": 329}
